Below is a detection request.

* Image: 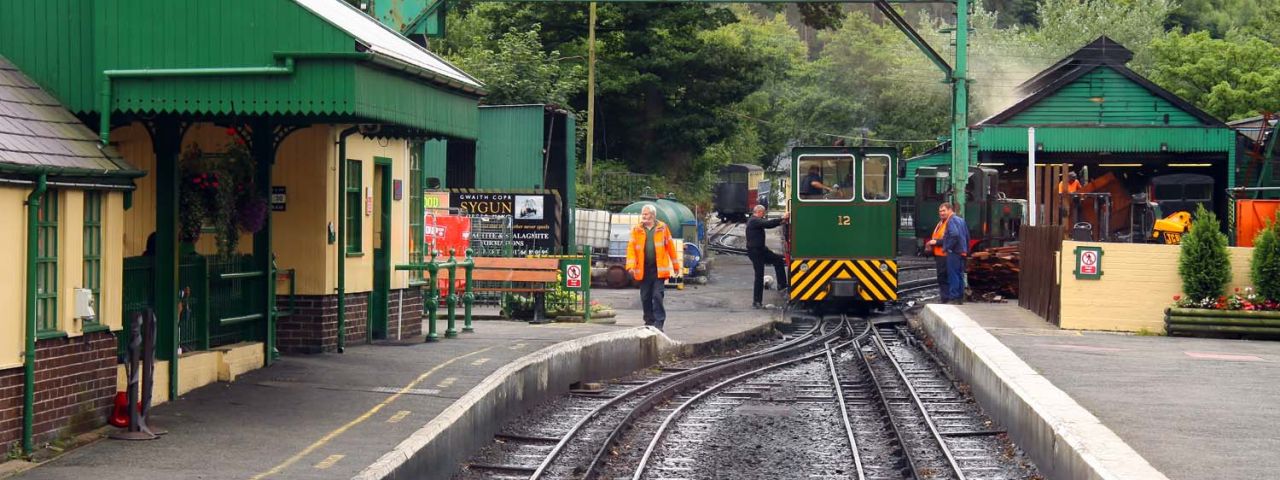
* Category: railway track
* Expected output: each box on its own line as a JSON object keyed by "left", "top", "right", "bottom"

{"left": 456, "top": 309, "right": 1036, "bottom": 480}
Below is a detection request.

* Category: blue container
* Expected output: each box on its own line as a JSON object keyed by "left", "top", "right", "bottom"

{"left": 684, "top": 243, "right": 702, "bottom": 271}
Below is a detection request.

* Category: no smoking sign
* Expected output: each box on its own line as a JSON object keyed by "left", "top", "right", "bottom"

{"left": 566, "top": 264, "right": 582, "bottom": 288}
{"left": 1073, "top": 246, "right": 1104, "bottom": 280}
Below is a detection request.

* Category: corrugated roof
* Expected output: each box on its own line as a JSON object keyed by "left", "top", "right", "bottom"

{"left": 293, "top": 0, "right": 482, "bottom": 90}
{"left": 0, "top": 56, "right": 139, "bottom": 179}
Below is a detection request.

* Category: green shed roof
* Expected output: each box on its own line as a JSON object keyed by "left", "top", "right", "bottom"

{"left": 979, "top": 37, "right": 1224, "bottom": 129}
{"left": 0, "top": 0, "right": 483, "bottom": 140}
{"left": 0, "top": 56, "right": 140, "bottom": 185}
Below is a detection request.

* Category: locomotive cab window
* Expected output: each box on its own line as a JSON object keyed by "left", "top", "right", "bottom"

{"left": 863, "top": 155, "right": 891, "bottom": 202}
{"left": 796, "top": 154, "right": 854, "bottom": 201}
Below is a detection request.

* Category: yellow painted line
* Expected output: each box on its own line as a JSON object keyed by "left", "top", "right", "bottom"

{"left": 510, "top": 343, "right": 527, "bottom": 350}
{"left": 250, "top": 346, "right": 494, "bottom": 479}
{"left": 436, "top": 377, "right": 457, "bottom": 389}
{"left": 387, "top": 410, "right": 412, "bottom": 423}
{"left": 314, "top": 454, "right": 344, "bottom": 469}
{"left": 470, "top": 358, "right": 490, "bottom": 366}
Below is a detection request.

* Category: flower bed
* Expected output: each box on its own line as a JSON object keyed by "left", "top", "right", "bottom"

{"left": 1166, "top": 290, "right": 1280, "bottom": 337}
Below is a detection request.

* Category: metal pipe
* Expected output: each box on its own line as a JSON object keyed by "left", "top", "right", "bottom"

{"left": 336, "top": 126, "right": 360, "bottom": 353}
{"left": 97, "top": 52, "right": 373, "bottom": 145}
{"left": 461, "top": 249, "right": 475, "bottom": 333}
{"left": 23, "top": 173, "right": 47, "bottom": 455}
{"left": 1028, "top": 127, "right": 1037, "bottom": 226}
{"left": 442, "top": 249, "right": 459, "bottom": 338}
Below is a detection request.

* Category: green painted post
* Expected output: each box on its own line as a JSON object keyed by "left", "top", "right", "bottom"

{"left": 952, "top": 0, "right": 971, "bottom": 214}
{"left": 445, "top": 248, "right": 459, "bottom": 338}
{"left": 251, "top": 121, "right": 277, "bottom": 364}
{"left": 462, "top": 249, "right": 475, "bottom": 333}
{"left": 425, "top": 251, "right": 440, "bottom": 342}
{"left": 582, "top": 245, "right": 592, "bottom": 323}
{"left": 153, "top": 120, "right": 181, "bottom": 402}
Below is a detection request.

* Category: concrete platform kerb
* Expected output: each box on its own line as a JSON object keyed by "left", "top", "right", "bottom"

{"left": 355, "top": 327, "right": 677, "bottom": 480}
{"left": 919, "top": 305, "right": 1169, "bottom": 480}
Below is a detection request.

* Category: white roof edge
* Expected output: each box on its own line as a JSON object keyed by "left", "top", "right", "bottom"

{"left": 292, "top": 0, "right": 483, "bottom": 91}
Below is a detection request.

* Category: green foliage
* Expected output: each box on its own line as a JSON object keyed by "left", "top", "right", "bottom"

{"left": 178, "top": 140, "right": 258, "bottom": 257}
{"left": 1145, "top": 31, "right": 1280, "bottom": 121}
{"left": 443, "top": 24, "right": 584, "bottom": 107}
{"left": 1251, "top": 220, "right": 1280, "bottom": 301}
{"left": 1178, "top": 204, "right": 1232, "bottom": 301}
{"left": 1166, "top": 0, "right": 1271, "bottom": 38}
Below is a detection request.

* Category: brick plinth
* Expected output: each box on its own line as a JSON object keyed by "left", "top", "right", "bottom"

{"left": 276, "top": 291, "right": 423, "bottom": 353}
{"left": 0, "top": 331, "right": 117, "bottom": 451}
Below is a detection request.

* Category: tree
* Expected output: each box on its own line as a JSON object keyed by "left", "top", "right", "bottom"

{"left": 444, "top": 24, "right": 585, "bottom": 107}
{"left": 1179, "top": 204, "right": 1232, "bottom": 302}
{"left": 1251, "top": 220, "right": 1280, "bottom": 301}
{"left": 1145, "top": 31, "right": 1280, "bottom": 121}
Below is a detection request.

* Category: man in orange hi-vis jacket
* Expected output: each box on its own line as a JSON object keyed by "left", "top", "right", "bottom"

{"left": 627, "top": 204, "right": 680, "bottom": 331}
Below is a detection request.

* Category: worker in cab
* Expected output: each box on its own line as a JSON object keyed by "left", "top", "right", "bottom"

{"left": 801, "top": 165, "right": 833, "bottom": 198}
{"left": 626, "top": 204, "right": 680, "bottom": 331}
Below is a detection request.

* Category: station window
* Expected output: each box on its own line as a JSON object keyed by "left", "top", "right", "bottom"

{"left": 83, "top": 191, "right": 102, "bottom": 326}
{"left": 345, "top": 160, "right": 363, "bottom": 254}
{"left": 36, "top": 189, "right": 58, "bottom": 332}
{"left": 863, "top": 155, "right": 892, "bottom": 202}
{"left": 796, "top": 154, "right": 854, "bottom": 201}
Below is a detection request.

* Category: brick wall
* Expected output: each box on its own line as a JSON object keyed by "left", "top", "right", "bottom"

{"left": 276, "top": 292, "right": 371, "bottom": 354}
{"left": 0, "top": 331, "right": 117, "bottom": 451}
{"left": 385, "top": 288, "right": 424, "bottom": 339}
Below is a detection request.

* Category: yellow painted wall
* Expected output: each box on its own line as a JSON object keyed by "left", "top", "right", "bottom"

{"left": 0, "top": 186, "right": 127, "bottom": 368}
{"left": 270, "top": 126, "right": 334, "bottom": 295}
{"left": 0, "top": 187, "right": 28, "bottom": 369}
{"left": 114, "top": 123, "right": 413, "bottom": 297}
{"left": 1058, "top": 241, "right": 1255, "bottom": 332}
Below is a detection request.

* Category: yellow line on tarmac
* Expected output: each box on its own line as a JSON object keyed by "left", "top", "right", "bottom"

{"left": 314, "top": 454, "right": 344, "bottom": 469}
{"left": 250, "top": 346, "right": 495, "bottom": 479}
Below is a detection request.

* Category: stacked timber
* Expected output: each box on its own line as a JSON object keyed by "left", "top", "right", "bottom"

{"left": 966, "top": 245, "right": 1019, "bottom": 301}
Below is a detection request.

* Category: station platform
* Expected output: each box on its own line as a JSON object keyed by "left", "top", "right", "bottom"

{"left": 10, "top": 254, "right": 785, "bottom": 480}
{"left": 917, "top": 303, "right": 1280, "bottom": 480}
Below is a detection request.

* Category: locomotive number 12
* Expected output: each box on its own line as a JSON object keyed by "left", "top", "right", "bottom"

{"left": 836, "top": 215, "right": 851, "bottom": 226}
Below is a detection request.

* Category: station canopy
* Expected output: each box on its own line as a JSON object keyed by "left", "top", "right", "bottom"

{"left": 0, "top": 0, "right": 485, "bottom": 140}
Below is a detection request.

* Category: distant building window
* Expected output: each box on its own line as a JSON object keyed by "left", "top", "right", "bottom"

{"left": 37, "top": 190, "right": 58, "bottom": 332}
{"left": 83, "top": 191, "right": 102, "bottom": 326}
{"left": 346, "top": 160, "right": 363, "bottom": 254}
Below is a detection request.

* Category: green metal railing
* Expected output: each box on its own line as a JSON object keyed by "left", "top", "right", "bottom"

{"left": 121, "top": 253, "right": 295, "bottom": 356}
{"left": 396, "top": 249, "right": 476, "bottom": 342}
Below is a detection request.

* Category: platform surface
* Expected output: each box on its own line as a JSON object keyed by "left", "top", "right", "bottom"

{"left": 951, "top": 303, "right": 1280, "bottom": 480}
{"left": 13, "top": 254, "right": 783, "bottom": 480}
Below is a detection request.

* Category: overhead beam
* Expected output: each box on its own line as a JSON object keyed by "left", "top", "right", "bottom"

{"left": 873, "top": 0, "right": 951, "bottom": 77}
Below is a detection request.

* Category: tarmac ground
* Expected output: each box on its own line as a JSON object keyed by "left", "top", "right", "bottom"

{"left": 9, "top": 251, "right": 785, "bottom": 480}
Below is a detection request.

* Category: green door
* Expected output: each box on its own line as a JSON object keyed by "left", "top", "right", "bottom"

{"left": 371, "top": 160, "right": 392, "bottom": 339}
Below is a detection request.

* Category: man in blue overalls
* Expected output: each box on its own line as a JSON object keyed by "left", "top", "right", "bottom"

{"left": 940, "top": 202, "right": 970, "bottom": 305}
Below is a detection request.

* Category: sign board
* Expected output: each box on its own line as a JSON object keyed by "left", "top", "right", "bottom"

{"left": 365, "top": 187, "right": 373, "bottom": 216}
{"left": 271, "top": 186, "right": 286, "bottom": 211}
{"left": 566, "top": 264, "right": 582, "bottom": 288}
{"left": 393, "top": 180, "right": 402, "bottom": 201}
{"left": 1073, "top": 245, "right": 1103, "bottom": 280}
{"left": 424, "top": 191, "right": 450, "bottom": 210}
{"left": 451, "top": 191, "right": 562, "bottom": 255}
{"left": 559, "top": 257, "right": 588, "bottom": 292}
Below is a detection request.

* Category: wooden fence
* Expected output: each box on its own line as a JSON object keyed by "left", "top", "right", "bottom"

{"left": 1018, "top": 225, "right": 1063, "bottom": 325}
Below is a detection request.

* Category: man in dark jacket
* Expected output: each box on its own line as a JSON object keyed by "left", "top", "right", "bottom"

{"left": 941, "top": 203, "right": 970, "bottom": 304}
{"left": 746, "top": 205, "right": 789, "bottom": 308}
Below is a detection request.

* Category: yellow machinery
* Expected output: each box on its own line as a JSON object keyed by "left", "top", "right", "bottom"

{"left": 1152, "top": 211, "right": 1192, "bottom": 244}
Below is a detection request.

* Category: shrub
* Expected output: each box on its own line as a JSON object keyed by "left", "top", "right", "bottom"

{"left": 1178, "top": 204, "right": 1231, "bottom": 301}
{"left": 1252, "top": 219, "right": 1280, "bottom": 301}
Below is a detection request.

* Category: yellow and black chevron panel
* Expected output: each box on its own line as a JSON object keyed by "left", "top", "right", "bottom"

{"left": 789, "top": 259, "right": 898, "bottom": 301}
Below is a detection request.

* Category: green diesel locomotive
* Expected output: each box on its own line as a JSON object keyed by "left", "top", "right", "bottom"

{"left": 787, "top": 146, "right": 899, "bottom": 310}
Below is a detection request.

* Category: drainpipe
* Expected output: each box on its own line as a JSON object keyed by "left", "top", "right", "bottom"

{"left": 23, "top": 173, "right": 47, "bottom": 455}
{"left": 336, "top": 127, "right": 360, "bottom": 353}
{"left": 97, "top": 52, "right": 372, "bottom": 145}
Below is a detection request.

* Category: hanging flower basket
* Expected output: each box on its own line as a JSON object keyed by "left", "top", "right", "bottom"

{"left": 178, "top": 136, "right": 268, "bottom": 257}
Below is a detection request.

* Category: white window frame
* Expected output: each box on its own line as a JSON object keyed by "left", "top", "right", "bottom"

{"left": 794, "top": 154, "right": 856, "bottom": 203}
{"left": 861, "top": 154, "right": 893, "bottom": 203}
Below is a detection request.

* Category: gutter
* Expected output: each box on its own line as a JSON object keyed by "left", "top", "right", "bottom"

{"left": 336, "top": 126, "right": 361, "bottom": 353}
{"left": 22, "top": 173, "right": 47, "bottom": 455}
{"left": 97, "top": 52, "right": 373, "bottom": 145}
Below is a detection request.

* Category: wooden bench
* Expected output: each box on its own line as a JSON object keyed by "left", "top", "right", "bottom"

{"left": 468, "top": 257, "right": 560, "bottom": 322}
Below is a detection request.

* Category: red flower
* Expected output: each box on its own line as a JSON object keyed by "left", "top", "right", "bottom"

{"left": 1235, "top": 287, "right": 1240, "bottom": 293}
{"left": 211, "top": 182, "right": 220, "bottom": 188}
{"left": 226, "top": 127, "right": 238, "bottom": 137}
{"left": 1173, "top": 295, "right": 1181, "bottom": 301}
